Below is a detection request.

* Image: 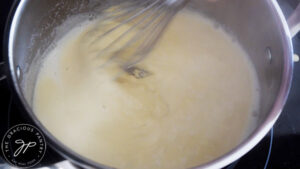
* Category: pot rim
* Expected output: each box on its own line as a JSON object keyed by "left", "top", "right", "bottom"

{"left": 198, "top": 0, "right": 294, "bottom": 168}
{"left": 4, "top": 0, "right": 294, "bottom": 168}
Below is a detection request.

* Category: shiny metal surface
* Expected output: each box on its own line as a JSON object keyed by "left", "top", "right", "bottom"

{"left": 0, "top": 62, "right": 6, "bottom": 81}
{"left": 88, "top": 0, "right": 188, "bottom": 69}
{"left": 38, "top": 161, "right": 79, "bottom": 169}
{"left": 0, "top": 160, "right": 78, "bottom": 169}
{"left": 288, "top": 4, "right": 300, "bottom": 37}
{"left": 4, "top": 0, "right": 295, "bottom": 168}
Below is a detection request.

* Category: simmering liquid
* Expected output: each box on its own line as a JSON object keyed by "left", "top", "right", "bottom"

{"left": 34, "top": 10, "right": 259, "bottom": 169}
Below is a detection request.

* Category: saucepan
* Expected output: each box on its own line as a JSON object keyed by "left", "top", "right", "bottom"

{"left": 1, "top": 0, "right": 299, "bottom": 168}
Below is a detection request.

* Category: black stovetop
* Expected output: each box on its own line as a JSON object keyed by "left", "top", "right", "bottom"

{"left": 0, "top": 0, "right": 300, "bottom": 169}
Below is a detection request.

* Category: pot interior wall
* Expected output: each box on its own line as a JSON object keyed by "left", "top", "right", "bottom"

{"left": 9, "top": 0, "right": 284, "bottom": 161}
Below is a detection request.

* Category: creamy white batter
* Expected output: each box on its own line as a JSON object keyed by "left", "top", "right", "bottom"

{"left": 33, "top": 10, "right": 259, "bottom": 169}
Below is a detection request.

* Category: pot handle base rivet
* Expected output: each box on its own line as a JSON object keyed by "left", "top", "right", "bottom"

{"left": 293, "top": 54, "right": 299, "bottom": 62}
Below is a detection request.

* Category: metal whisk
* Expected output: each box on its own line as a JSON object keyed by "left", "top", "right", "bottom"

{"left": 89, "top": 0, "right": 187, "bottom": 78}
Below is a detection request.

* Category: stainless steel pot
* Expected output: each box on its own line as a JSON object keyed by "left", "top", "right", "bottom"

{"left": 1, "top": 0, "right": 299, "bottom": 168}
